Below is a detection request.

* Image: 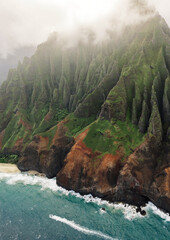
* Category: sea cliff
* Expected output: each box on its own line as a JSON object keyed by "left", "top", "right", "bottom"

{"left": 0, "top": 15, "right": 170, "bottom": 213}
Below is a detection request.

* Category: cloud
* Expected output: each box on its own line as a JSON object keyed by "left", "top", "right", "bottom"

{"left": 0, "top": 0, "right": 169, "bottom": 58}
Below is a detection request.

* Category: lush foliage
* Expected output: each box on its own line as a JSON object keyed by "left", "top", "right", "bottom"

{"left": 0, "top": 15, "right": 170, "bottom": 163}
{"left": 83, "top": 119, "right": 144, "bottom": 157}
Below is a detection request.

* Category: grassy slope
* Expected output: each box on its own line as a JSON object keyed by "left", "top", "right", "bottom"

{"left": 83, "top": 118, "right": 144, "bottom": 158}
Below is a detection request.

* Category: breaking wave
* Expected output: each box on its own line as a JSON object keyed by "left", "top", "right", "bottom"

{"left": 49, "top": 214, "right": 115, "bottom": 240}
{"left": 0, "top": 172, "right": 169, "bottom": 222}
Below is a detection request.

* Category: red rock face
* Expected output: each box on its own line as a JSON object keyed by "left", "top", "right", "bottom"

{"left": 113, "top": 139, "right": 158, "bottom": 206}
{"left": 57, "top": 134, "right": 170, "bottom": 213}
{"left": 14, "top": 120, "right": 170, "bottom": 213}
{"left": 17, "top": 120, "right": 74, "bottom": 178}
{"left": 13, "top": 138, "right": 24, "bottom": 152}
{"left": 152, "top": 167, "right": 170, "bottom": 199}
{"left": 57, "top": 129, "right": 122, "bottom": 197}
{"left": 112, "top": 139, "right": 170, "bottom": 212}
{"left": 18, "top": 118, "right": 32, "bottom": 131}
{"left": 162, "top": 168, "right": 170, "bottom": 197}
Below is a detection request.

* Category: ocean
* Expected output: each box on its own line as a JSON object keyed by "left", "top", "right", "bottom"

{"left": 0, "top": 172, "right": 170, "bottom": 240}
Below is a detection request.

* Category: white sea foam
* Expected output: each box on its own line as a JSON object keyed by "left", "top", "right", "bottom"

{"left": 49, "top": 214, "right": 115, "bottom": 240}
{"left": 144, "top": 202, "right": 170, "bottom": 222}
{"left": 111, "top": 202, "right": 145, "bottom": 220}
{"left": 112, "top": 202, "right": 170, "bottom": 222}
{"left": 0, "top": 172, "right": 170, "bottom": 222}
{"left": 99, "top": 208, "right": 106, "bottom": 215}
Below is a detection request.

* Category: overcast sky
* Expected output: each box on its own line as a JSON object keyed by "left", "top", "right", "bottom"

{"left": 0, "top": 0, "right": 170, "bottom": 58}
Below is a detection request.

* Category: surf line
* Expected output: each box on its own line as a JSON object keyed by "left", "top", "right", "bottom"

{"left": 49, "top": 215, "right": 115, "bottom": 240}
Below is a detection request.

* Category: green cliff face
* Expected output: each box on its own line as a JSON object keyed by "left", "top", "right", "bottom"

{"left": 0, "top": 15, "right": 170, "bottom": 163}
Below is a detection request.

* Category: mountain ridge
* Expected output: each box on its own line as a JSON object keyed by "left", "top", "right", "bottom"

{"left": 0, "top": 14, "right": 170, "bottom": 213}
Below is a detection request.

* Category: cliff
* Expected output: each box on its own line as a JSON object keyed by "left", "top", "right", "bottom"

{"left": 0, "top": 15, "right": 170, "bottom": 213}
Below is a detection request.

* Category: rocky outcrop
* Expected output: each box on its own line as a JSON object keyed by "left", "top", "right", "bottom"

{"left": 57, "top": 133, "right": 170, "bottom": 213}
{"left": 17, "top": 121, "right": 74, "bottom": 178}
{"left": 57, "top": 129, "right": 122, "bottom": 198}
{"left": 112, "top": 137, "right": 160, "bottom": 206}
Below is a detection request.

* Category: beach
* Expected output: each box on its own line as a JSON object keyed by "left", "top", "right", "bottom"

{"left": 0, "top": 163, "right": 20, "bottom": 173}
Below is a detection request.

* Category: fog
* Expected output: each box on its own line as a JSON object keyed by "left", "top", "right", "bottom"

{"left": 0, "top": 0, "right": 170, "bottom": 58}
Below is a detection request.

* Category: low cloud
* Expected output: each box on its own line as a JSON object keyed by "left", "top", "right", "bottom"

{"left": 0, "top": 0, "right": 169, "bottom": 58}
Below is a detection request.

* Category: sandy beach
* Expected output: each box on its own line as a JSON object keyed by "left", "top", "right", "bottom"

{"left": 0, "top": 163, "right": 20, "bottom": 173}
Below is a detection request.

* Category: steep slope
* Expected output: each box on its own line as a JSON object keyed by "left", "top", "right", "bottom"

{"left": 57, "top": 16, "right": 170, "bottom": 213}
{"left": 0, "top": 15, "right": 170, "bottom": 212}
{"left": 0, "top": 34, "right": 119, "bottom": 152}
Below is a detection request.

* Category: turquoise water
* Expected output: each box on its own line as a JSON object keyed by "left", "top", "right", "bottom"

{"left": 0, "top": 173, "right": 170, "bottom": 240}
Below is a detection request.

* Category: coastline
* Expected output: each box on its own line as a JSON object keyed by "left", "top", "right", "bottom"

{"left": 0, "top": 164, "right": 169, "bottom": 218}
{"left": 0, "top": 171, "right": 169, "bottom": 240}
{"left": 0, "top": 163, "right": 20, "bottom": 173}
{"left": 0, "top": 162, "right": 169, "bottom": 216}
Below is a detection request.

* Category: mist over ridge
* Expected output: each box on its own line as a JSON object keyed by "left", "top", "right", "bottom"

{"left": 0, "top": 0, "right": 170, "bottom": 59}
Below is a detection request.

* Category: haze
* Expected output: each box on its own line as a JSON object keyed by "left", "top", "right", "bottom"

{"left": 0, "top": 0, "right": 170, "bottom": 59}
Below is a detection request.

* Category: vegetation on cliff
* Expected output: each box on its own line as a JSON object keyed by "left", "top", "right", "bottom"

{"left": 83, "top": 118, "right": 143, "bottom": 157}
{"left": 0, "top": 16, "right": 169, "bottom": 153}
{"left": 0, "top": 15, "right": 169, "bottom": 165}
{"left": 0, "top": 14, "right": 170, "bottom": 212}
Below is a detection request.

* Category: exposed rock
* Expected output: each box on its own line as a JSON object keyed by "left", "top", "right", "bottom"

{"left": 17, "top": 145, "right": 40, "bottom": 172}
{"left": 12, "top": 138, "right": 24, "bottom": 152}
{"left": 57, "top": 134, "right": 170, "bottom": 213}
{"left": 141, "top": 210, "right": 146, "bottom": 216}
{"left": 17, "top": 121, "right": 74, "bottom": 178}
{"left": 138, "top": 100, "right": 149, "bottom": 133}
{"left": 57, "top": 129, "right": 122, "bottom": 198}
{"left": 27, "top": 170, "right": 46, "bottom": 177}
{"left": 112, "top": 137, "right": 159, "bottom": 207}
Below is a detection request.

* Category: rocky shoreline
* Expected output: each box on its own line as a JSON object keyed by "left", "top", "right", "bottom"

{"left": 15, "top": 128, "right": 170, "bottom": 215}
{"left": 0, "top": 163, "right": 148, "bottom": 216}
{"left": 1, "top": 159, "right": 169, "bottom": 216}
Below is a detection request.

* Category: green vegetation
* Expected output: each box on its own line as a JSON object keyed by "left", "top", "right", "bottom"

{"left": 33, "top": 108, "right": 68, "bottom": 135}
{"left": 66, "top": 113, "right": 95, "bottom": 137}
{"left": 0, "top": 15, "right": 169, "bottom": 157}
{"left": 83, "top": 119, "right": 144, "bottom": 157}
{"left": 0, "top": 154, "right": 19, "bottom": 164}
{"left": 1, "top": 115, "right": 27, "bottom": 149}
